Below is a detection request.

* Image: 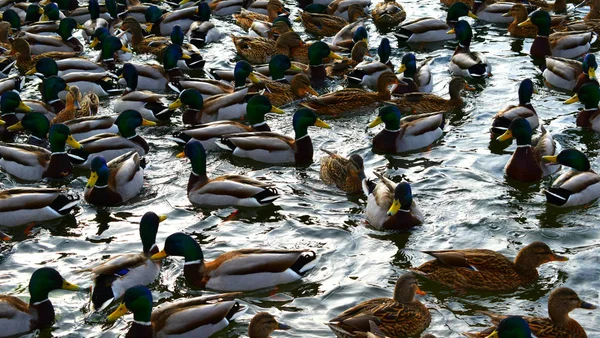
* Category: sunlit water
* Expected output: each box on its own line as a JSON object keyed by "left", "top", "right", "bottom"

{"left": 0, "top": 0, "right": 599, "bottom": 337}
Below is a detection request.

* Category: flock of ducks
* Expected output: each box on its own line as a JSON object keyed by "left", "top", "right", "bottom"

{"left": 0, "top": 0, "right": 598, "bottom": 336}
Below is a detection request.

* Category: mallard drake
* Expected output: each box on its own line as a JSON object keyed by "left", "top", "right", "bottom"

{"left": 491, "top": 78, "right": 538, "bottom": 136}
{"left": 476, "top": 287, "right": 596, "bottom": 338}
{"left": 107, "top": 286, "right": 246, "bottom": 336}
{"left": 346, "top": 38, "right": 393, "bottom": 86}
{"left": 84, "top": 151, "right": 144, "bottom": 206}
{"left": 18, "top": 18, "right": 85, "bottom": 54}
{"left": 542, "top": 148, "right": 600, "bottom": 207}
{"left": 51, "top": 86, "right": 85, "bottom": 125}
{"left": 300, "top": 72, "right": 399, "bottom": 116}
{"left": 463, "top": 316, "right": 533, "bottom": 338}
{"left": 565, "top": 82, "right": 600, "bottom": 129}
{"left": 412, "top": 241, "right": 568, "bottom": 291}
{"left": 39, "top": 76, "right": 70, "bottom": 114}
{"left": 0, "top": 123, "right": 82, "bottom": 180}
{"left": 320, "top": 150, "right": 365, "bottom": 194}
{"left": 64, "top": 115, "right": 119, "bottom": 141}
{"left": 326, "top": 0, "right": 371, "bottom": 20}
{"left": 0, "top": 188, "right": 79, "bottom": 226}
{"left": 249, "top": 312, "right": 291, "bottom": 338}
{"left": 307, "top": 41, "right": 343, "bottom": 87}
{"left": 178, "top": 140, "right": 280, "bottom": 207}
{"left": 81, "top": 0, "right": 109, "bottom": 42}
{"left": 447, "top": 20, "right": 491, "bottom": 78}
{"left": 367, "top": 105, "right": 444, "bottom": 154}
{"left": 497, "top": 118, "right": 559, "bottom": 182}
{"left": 0, "top": 91, "right": 31, "bottom": 135}
{"left": 472, "top": 0, "right": 514, "bottom": 24}
{"left": 363, "top": 173, "right": 424, "bottom": 230}
{"left": 300, "top": 4, "right": 365, "bottom": 36}
{"left": 393, "top": 53, "right": 433, "bottom": 94}
{"left": 218, "top": 108, "right": 331, "bottom": 166}
{"left": 0, "top": 267, "right": 81, "bottom": 337}
{"left": 232, "top": 31, "right": 304, "bottom": 64}
{"left": 328, "top": 273, "right": 430, "bottom": 338}
{"left": 7, "top": 112, "right": 49, "bottom": 147}
{"left": 519, "top": 10, "right": 593, "bottom": 59}
{"left": 394, "top": 2, "right": 477, "bottom": 43}
{"left": 543, "top": 54, "right": 598, "bottom": 92}
{"left": 11, "top": 38, "right": 80, "bottom": 74}
{"left": 144, "top": 4, "right": 198, "bottom": 36}
{"left": 85, "top": 212, "right": 165, "bottom": 310}
{"left": 96, "top": 36, "right": 133, "bottom": 70}
{"left": 372, "top": 0, "right": 406, "bottom": 27}
{"left": 234, "top": 0, "right": 287, "bottom": 31}
{"left": 172, "top": 95, "right": 284, "bottom": 149}
{"left": 389, "top": 77, "right": 474, "bottom": 115}
{"left": 332, "top": 21, "right": 367, "bottom": 49}
{"left": 27, "top": 57, "right": 108, "bottom": 77}
{"left": 186, "top": 2, "right": 223, "bottom": 47}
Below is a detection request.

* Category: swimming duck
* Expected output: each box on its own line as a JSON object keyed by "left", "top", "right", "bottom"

{"left": 0, "top": 123, "right": 82, "bottom": 181}
{"left": 64, "top": 115, "right": 119, "bottom": 141}
{"left": 412, "top": 241, "right": 568, "bottom": 291}
{"left": 328, "top": 273, "right": 430, "bottom": 338}
{"left": 0, "top": 188, "right": 79, "bottom": 227}
{"left": 27, "top": 57, "right": 108, "bottom": 77}
{"left": 0, "top": 91, "right": 32, "bottom": 135}
{"left": 542, "top": 148, "right": 600, "bottom": 207}
{"left": 346, "top": 38, "right": 393, "bottom": 87}
{"left": 84, "top": 151, "right": 144, "bottom": 206}
{"left": 543, "top": 54, "right": 598, "bottom": 92}
{"left": 11, "top": 38, "right": 80, "bottom": 74}
{"left": 332, "top": 21, "right": 367, "bottom": 50}
{"left": 231, "top": 31, "right": 305, "bottom": 64}
{"left": 372, "top": 0, "right": 406, "bottom": 27}
{"left": 40, "top": 76, "right": 70, "bottom": 114}
{"left": 249, "top": 312, "right": 291, "bottom": 338}
{"left": 299, "top": 4, "right": 365, "bottom": 36}
{"left": 178, "top": 140, "right": 280, "bottom": 207}
{"left": 300, "top": 72, "right": 399, "bottom": 116}
{"left": 218, "top": 108, "right": 331, "bottom": 166}
{"left": 172, "top": 95, "right": 284, "bottom": 149}
{"left": 519, "top": 10, "right": 593, "bottom": 59}
{"left": 478, "top": 287, "right": 596, "bottom": 338}
{"left": 326, "top": 40, "right": 370, "bottom": 78}
{"left": 393, "top": 53, "right": 433, "bottom": 94}
{"left": 389, "top": 77, "right": 474, "bottom": 115}
{"left": 234, "top": 0, "right": 287, "bottom": 31}
{"left": 472, "top": 0, "right": 514, "bottom": 24}
{"left": 565, "top": 83, "right": 600, "bottom": 130}
{"left": 7, "top": 112, "right": 49, "bottom": 147}
{"left": 151, "top": 232, "right": 318, "bottom": 290}
{"left": 186, "top": 2, "right": 223, "bottom": 47}
{"left": 491, "top": 78, "right": 538, "bottom": 136}
{"left": 326, "top": 0, "right": 371, "bottom": 20}
{"left": 463, "top": 316, "right": 533, "bottom": 338}
{"left": 19, "top": 18, "right": 85, "bottom": 54}
{"left": 307, "top": 41, "right": 343, "bottom": 87}
{"left": 503, "top": 4, "right": 539, "bottom": 38}
{"left": 319, "top": 150, "right": 365, "bottom": 194}
{"left": 367, "top": 105, "right": 444, "bottom": 154}
{"left": 144, "top": 4, "right": 198, "bottom": 36}
{"left": 107, "top": 286, "right": 246, "bottom": 336}
{"left": 395, "top": 2, "right": 477, "bottom": 43}
{"left": 497, "top": 118, "right": 559, "bottom": 182}
{"left": 448, "top": 20, "right": 491, "bottom": 78}
{"left": 262, "top": 57, "right": 317, "bottom": 106}
{"left": 82, "top": 0, "right": 109, "bottom": 42}
{"left": 0, "top": 267, "right": 81, "bottom": 337}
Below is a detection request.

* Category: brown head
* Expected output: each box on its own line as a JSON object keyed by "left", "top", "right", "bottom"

{"left": 267, "top": 0, "right": 287, "bottom": 19}
{"left": 392, "top": 273, "right": 426, "bottom": 303}
{"left": 248, "top": 312, "right": 291, "bottom": 338}
{"left": 513, "top": 241, "right": 568, "bottom": 274}
{"left": 0, "top": 22, "right": 11, "bottom": 43}
{"left": 11, "top": 38, "right": 31, "bottom": 59}
{"left": 348, "top": 4, "right": 367, "bottom": 22}
{"left": 66, "top": 86, "right": 82, "bottom": 110}
{"left": 276, "top": 31, "right": 304, "bottom": 48}
{"left": 448, "top": 77, "right": 475, "bottom": 100}
{"left": 270, "top": 20, "right": 291, "bottom": 36}
{"left": 351, "top": 40, "right": 370, "bottom": 62}
{"left": 85, "top": 92, "right": 100, "bottom": 115}
{"left": 547, "top": 287, "right": 596, "bottom": 325}
{"left": 503, "top": 4, "right": 529, "bottom": 23}
{"left": 376, "top": 71, "right": 400, "bottom": 93}
{"left": 291, "top": 73, "right": 318, "bottom": 97}
{"left": 121, "top": 17, "right": 145, "bottom": 44}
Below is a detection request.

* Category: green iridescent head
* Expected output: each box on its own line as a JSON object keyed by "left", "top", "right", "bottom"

{"left": 2, "top": 9, "right": 20, "bottom": 30}
{"left": 308, "top": 41, "right": 339, "bottom": 66}
{"left": 107, "top": 285, "right": 153, "bottom": 323}
{"left": 25, "top": 4, "right": 42, "bottom": 23}
{"left": 518, "top": 79, "right": 535, "bottom": 106}
{"left": 573, "top": 83, "right": 600, "bottom": 109}
{"left": 543, "top": 148, "right": 591, "bottom": 171}
{"left": 88, "top": 156, "right": 110, "bottom": 187}
{"left": 352, "top": 26, "right": 368, "bottom": 44}
{"left": 120, "top": 63, "right": 138, "bottom": 90}
{"left": 145, "top": 6, "right": 163, "bottom": 24}
{"left": 582, "top": 54, "right": 597, "bottom": 80}
{"left": 496, "top": 117, "right": 532, "bottom": 145}
{"left": 268, "top": 54, "right": 294, "bottom": 81}
{"left": 378, "top": 38, "right": 391, "bottom": 64}
{"left": 41, "top": 76, "right": 68, "bottom": 102}
{"left": 452, "top": 20, "right": 473, "bottom": 46}
{"left": 28, "top": 267, "right": 81, "bottom": 303}
{"left": 304, "top": 3, "right": 327, "bottom": 13}
{"left": 48, "top": 123, "right": 82, "bottom": 152}
{"left": 140, "top": 212, "right": 166, "bottom": 254}
{"left": 446, "top": 2, "right": 475, "bottom": 22}
{"left": 170, "top": 25, "right": 184, "bottom": 46}
{"left": 42, "top": 3, "right": 62, "bottom": 21}
{"left": 387, "top": 181, "right": 413, "bottom": 216}
{"left": 105, "top": 0, "right": 118, "bottom": 19}
{"left": 197, "top": 2, "right": 211, "bottom": 21}
{"left": 368, "top": 105, "right": 402, "bottom": 130}
{"left": 101, "top": 36, "right": 129, "bottom": 61}
{"left": 182, "top": 139, "right": 207, "bottom": 176}
{"left": 292, "top": 108, "right": 330, "bottom": 139}
{"left": 399, "top": 53, "right": 417, "bottom": 78}
{"left": 522, "top": 10, "right": 551, "bottom": 36}
{"left": 153, "top": 232, "right": 204, "bottom": 262}
{"left": 32, "top": 57, "right": 59, "bottom": 77}
{"left": 171, "top": 89, "right": 204, "bottom": 110}
{"left": 56, "top": 18, "right": 81, "bottom": 41}
{"left": 89, "top": 0, "right": 100, "bottom": 20}
{"left": 489, "top": 316, "right": 532, "bottom": 338}
{"left": 247, "top": 95, "right": 283, "bottom": 125}
{"left": 114, "top": 110, "right": 156, "bottom": 138}
{"left": 162, "top": 44, "right": 185, "bottom": 70}
{"left": 13, "top": 112, "right": 49, "bottom": 139}
{"left": 1, "top": 91, "right": 30, "bottom": 114}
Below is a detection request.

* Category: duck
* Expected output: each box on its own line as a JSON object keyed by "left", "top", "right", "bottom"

{"left": 346, "top": 38, "right": 393, "bottom": 87}
{"left": 503, "top": 4, "right": 539, "bottom": 38}
{"left": 32, "top": 62, "right": 119, "bottom": 100}
{"left": 51, "top": 86, "right": 86, "bottom": 125}
{"left": 186, "top": 2, "right": 223, "bottom": 47}
{"left": 332, "top": 21, "right": 367, "bottom": 50}
{"left": 326, "top": 40, "right": 370, "bottom": 78}
{"left": 178, "top": 140, "right": 280, "bottom": 207}
{"left": 542, "top": 148, "right": 600, "bottom": 207}
{"left": 319, "top": 150, "right": 365, "bottom": 194}
{"left": 151, "top": 232, "right": 318, "bottom": 290}
{"left": 249, "top": 312, "right": 291, "bottom": 338}
{"left": 497, "top": 118, "right": 560, "bottom": 182}
{"left": 39, "top": 76, "right": 70, "bottom": 114}
{"left": 367, "top": 105, "right": 445, "bottom": 154}
{"left": 144, "top": 4, "right": 196, "bottom": 36}
{"left": 463, "top": 316, "right": 533, "bottom": 338}
{"left": 394, "top": 2, "right": 477, "bottom": 43}
{"left": 234, "top": 0, "right": 287, "bottom": 31}
{"left": 19, "top": 18, "right": 85, "bottom": 54}
{"left": 472, "top": 0, "right": 514, "bottom": 24}
{"left": 218, "top": 108, "right": 331, "bottom": 166}
{"left": 82, "top": 0, "right": 109, "bottom": 42}
{"left": 68, "top": 110, "right": 156, "bottom": 168}
{"left": 543, "top": 54, "right": 598, "bottom": 92}
{"left": 299, "top": 4, "right": 365, "bottom": 37}
{"left": 7, "top": 112, "right": 49, "bottom": 147}
{"left": 264, "top": 73, "right": 318, "bottom": 107}
{"left": 475, "top": 287, "right": 596, "bottom": 338}
{"left": 389, "top": 77, "right": 474, "bottom": 115}
{"left": 565, "top": 82, "right": 600, "bottom": 130}
{"left": 84, "top": 151, "right": 144, "bottom": 206}
{"left": 96, "top": 35, "right": 133, "bottom": 70}
{"left": 300, "top": 72, "right": 399, "bottom": 116}
{"left": 307, "top": 41, "right": 343, "bottom": 87}
{"left": 412, "top": 241, "right": 568, "bottom": 291}
{"left": 371, "top": 0, "right": 406, "bottom": 27}
{"left": 0, "top": 267, "right": 81, "bottom": 337}
{"left": 364, "top": 173, "right": 424, "bottom": 230}
{"left": 171, "top": 94, "right": 284, "bottom": 149}
{"left": 10, "top": 38, "right": 80, "bottom": 74}
{"left": 107, "top": 286, "right": 246, "bottom": 336}
{"left": 491, "top": 78, "right": 538, "bottom": 136}
{"left": 326, "top": 0, "right": 371, "bottom": 20}
{"left": 0, "top": 188, "right": 79, "bottom": 227}
{"left": 0, "top": 123, "right": 83, "bottom": 181}
{"left": 519, "top": 10, "right": 594, "bottom": 59}
{"left": 120, "top": 16, "right": 172, "bottom": 57}
{"left": 393, "top": 53, "right": 433, "bottom": 94}
{"left": 26, "top": 57, "right": 108, "bottom": 77}
{"left": 448, "top": 20, "right": 491, "bottom": 78}
{"left": 0, "top": 91, "right": 32, "bottom": 135}
{"left": 63, "top": 115, "right": 119, "bottom": 141}
{"left": 232, "top": 31, "right": 305, "bottom": 64}
{"left": 327, "top": 274, "right": 430, "bottom": 338}
{"left": 586, "top": 0, "right": 600, "bottom": 21}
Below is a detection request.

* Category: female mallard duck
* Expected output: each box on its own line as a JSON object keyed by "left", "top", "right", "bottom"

{"left": 11, "top": 38, "right": 80, "bottom": 74}
{"left": 542, "top": 148, "right": 600, "bottom": 207}
{"left": 476, "top": 287, "right": 596, "bottom": 338}
{"left": 372, "top": 0, "right": 406, "bottom": 27}
{"left": 519, "top": 10, "right": 593, "bottom": 59}
{"left": 232, "top": 31, "right": 305, "bottom": 64}
{"left": 178, "top": 140, "right": 280, "bottom": 207}
{"left": 108, "top": 287, "right": 246, "bottom": 337}
{"left": 412, "top": 241, "right": 568, "bottom": 291}
{"left": 249, "top": 312, "right": 291, "bottom": 338}
{"left": 464, "top": 316, "right": 533, "bottom": 338}
{"left": 144, "top": 4, "right": 199, "bottom": 36}
{"left": 19, "top": 18, "right": 85, "bottom": 54}
{"left": 503, "top": 4, "right": 538, "bottom": 38}
{"left": 218, "top": 108, "right": 331, "bottom": 166}
{"left": 307, "top": 41, "right": 343, "bottom": 87}
{"left": 565, "top": 83, "right": 600, "bottom": 129}
{"left": 84, "top": 151, "right": 144, "bottom": 206}
{"left": 234, "top": 0, "right": 286, "bottom": 31}
{"left": 172, "top": 95, "right": 284, "bottom": 149}
{"left": 363, "top": 173, "right": 424, "bottom": 229}
{"left": 300, "top": 4, "right": 365, "bottom": 36}
{"left": 448, "top": 20, "right": 491, "bottom": 78}
{"left": 0, "top": 123, "right": 83, "bottom": 180}
{"left": 7, "top": 112, "right": 49, "bottom": 147}
{"left": 186, "top": 2, "right": 223, "bottom": 47}
{"left": 367, "top": 105, "right": 444, "bottom": 154}
{"left": 394, "top": 2, "right": 477, "bottom": 43}
{"left": 327, "top": 273, "right": 430, "bottom": 338}
{"left": 0, "top": 187, "right": 78, "bottom": 226}
{"left": 51, "top": 86, "right": 85, "bottom": 125}
{"left": 0, "top": 267, "right": 81, "bottom": 337}
{"left": 300, "top": 72, "right": 399, "bottom": 116}
{"left": 326, "top": 0, "right": 370, "bottom": 20}
{"left": 326, "top": 41, "right": 370, "bottom": 78}
{"left": 320, "top": 150, "right": 365, "bottom": 194}
{"left": 86, "top": 212, "right": 165, "bottom": 310}
{"left": 389, "top": 77, "right": 474, "bottom": 115}
{"left": 347, "top": 38, "right": 393, "bottom": 86}
{"left": 151, "top": 232, "right": 317, "bottom": 290}
{"left": 267, "top": 73, "right": 319, "bottom": 106}
{"left": 121, "top": 17, "right": 171, "bottom": 57}
{"left": 472, "top": 0, "right": 514, "bottom": 24}
{"left": 497, "top": 118, "right": 559, "bottom": 182}
{"left": 393, "top": 53, "right": 433, "bottom": 94}
{"left": 543, "top": 54, "right": 598, "bottom": 92}
{"left": 491, "top": 78, "right": 538, "bottom": 136}
{"left": 64, "top": 115, "right": 119, "bottom": 141}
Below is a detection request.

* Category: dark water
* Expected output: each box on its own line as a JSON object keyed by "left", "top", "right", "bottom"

{"left": 1, "top": 0, "right": 599, "bottom": 337}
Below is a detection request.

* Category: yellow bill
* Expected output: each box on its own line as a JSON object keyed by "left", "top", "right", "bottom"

{"left": 142, "top": 119, "right": 156, "bottom": 126}
{"left": 90, "top": 38, "right": 99, "bottom": 48}
{"left": 18, "top": 101, "right": 32, "bottom": 112}
{"left": 146, "top": 23, "right": 154, "bottom": 32}
{"left": 314, "top": 118, "right": 331, "bottom": 128}
{"left": 121, "top": 46, "right": 132, "bottom": 53}
{"left": 87, "top": 171, "right": 99, "bottom": 188}
{"left": 176, "top": 151, "right": 186, "bottom": 158}
{"left": 542, "top": 155, "right": 558, "bottom": 163}
{"left": 181, "top": 53, "right": 191, "bottom": 60}
{"left": 588, "top": 67, "right": 596, "bottom": 80}
{"left": 368, "top": 116, "right": 383, "bottom": 128}
{"left": 485, "top": 330, "right": 499, "bottom": 338}
{"left": 447, "top": 28, "right": 455, "bottom": 34}
{"left": 497, "top": 130, "right": 513, "bottom": 142}
{"left": 0, "top": 119, "right": 5, "bottom": 126}
{"left": 179, "top": 0, "right": 190, "bottom": 4}
{"left": 62, "top": 279, "right": 82, "bottom": 291}
{"left": 396, "top": 64, "right": 406, "bottom": 74}
{"left": 518, "top": 18, "right": 533, "bottom": 27}
{"left": 151, "top": 250, "right": 168, "bottom": 260}
{"left": 159, "top": 215, "right": 168, "bottom": 222}
{"left": 67, "top": 135, "right": 83, "bottom": 149}
{"left": 270, "top": 105, "right": 285, "bottom": 114}
{"left": 468, "top": 11, "right": 478, "bottom": 19}
{"left": 7, "top": 121, "right": 23, "bottom": 131}
{"left": 107, "top": 303, "right": 129, "bottom": 322}
{"left": 289, "top": 64, "right": 303, "bottom": 72}
{"left": 40, "top": 14, "right": 49, "bottom": 21}
{"left": 329, "top": 51, "right": 342, "bottom": 60}
{"left": 169, "top": 99, "right": 182, "bottom": 109}
{"left": 26, "top": 67, "right": 38, "bottom": 75}
{"left": 564, "top": 94, "right": 579, "bottom": 104}
{"left": 387, "top": 199, "right": 401, "bottom": 216}
{"left": 248, "top": 72, "right": 261, "bottom": 84}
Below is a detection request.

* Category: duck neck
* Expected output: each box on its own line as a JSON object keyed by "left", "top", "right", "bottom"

{"left": 188, "top": 167, "right": 209, "bottom": 195}
{"left": 454, "top": 41, "right": 471, "bottom": 55}
{"left": 513, "top": 253, "right": 540, "bottom": 279}
{"left": 376, "top": 82, "right": 392, "bottom": 99}
{"left": 577, "top": 108, "right": 596, "bottom": 127}
{"left": 29, "top": 298, "right": 55, "bottom": 329}
{"left": 130, "top": 25, "right": 144, "bottom": 46}
{"left": 309, "top": 64, "right": 325, "bottom": 87}
{"left": 127, "top": 322, "right": 153, "bottom": 338}
{"left": 548, "top": 305, "right": 570, "bottom": 326}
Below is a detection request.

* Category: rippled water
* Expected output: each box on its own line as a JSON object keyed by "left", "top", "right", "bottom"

{"left": 1, "top": 0, "right": 600, "bottom": 337}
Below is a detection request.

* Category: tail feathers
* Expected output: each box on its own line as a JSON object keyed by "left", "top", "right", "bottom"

{"left": 394, "top": 30, "right": 411, "bottom": 41}
{"left": 544, "top": 187, "right": 570, "bottom": 206}
{"left": 346, "top": 70, "right": 366, "bottom": 84}
{"left": 67, "top": 149, "right": 88, "bottom": 164}
{"left": 253, "top": 187, "right": 280, "bottom": 205}
{"left": 468, "top": 64, "right": 488, "bottom": 78}
{"left": 51, "top": 192, "right": 80, "bottom": 214}
{"left": 216, "top": 137, "right": 236, "bottom": 151}
{"left": 91, "top": 274, "right": 117, "bottom": 310}
{"left": 490, "top": 117, "right": 510, "bottom": 135}
{"left": 290, "top": 251, "right": 317, "bottom": 274}
{"left": 172, "top": 131, "right": 193, "bottom": 146}
{"left": 362, "top": 178, "right": 376, "bottom": 195}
